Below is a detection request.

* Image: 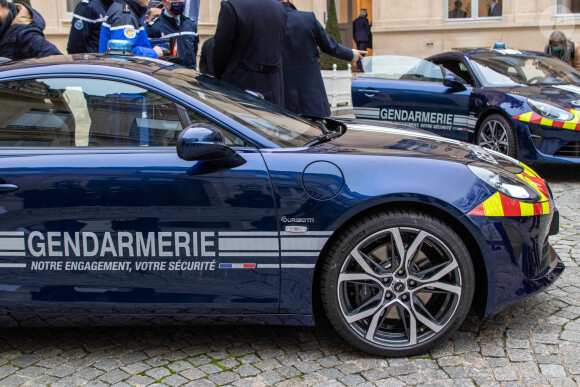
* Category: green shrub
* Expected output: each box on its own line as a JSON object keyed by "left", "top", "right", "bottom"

{"left": 319, "top": 0, "right": 349, "bottom": 70}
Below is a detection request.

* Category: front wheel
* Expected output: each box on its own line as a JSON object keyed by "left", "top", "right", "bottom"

{"left": 320, "top": 210, "right": 475, "bottom": 357}
{"left": 476, "top": 114, "right": 517, "bottom": 158}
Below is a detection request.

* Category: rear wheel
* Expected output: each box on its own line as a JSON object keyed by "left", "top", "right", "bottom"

{"left": 320, "top": 210, "right": 475, "bottom": 357}
{"left": 476, "top": 114, "right": 517, "bottom": 158}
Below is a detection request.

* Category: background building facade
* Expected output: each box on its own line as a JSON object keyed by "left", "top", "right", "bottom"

{"left": 32, "top": 0, "right": 580, "bottom": 59}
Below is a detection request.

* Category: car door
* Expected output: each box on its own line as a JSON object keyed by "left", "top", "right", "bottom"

{"left": 352, "top": 56, "right": 473, "bottom": 141}
{"left": 0, "top": 76, "right": 280, "bottom": 314}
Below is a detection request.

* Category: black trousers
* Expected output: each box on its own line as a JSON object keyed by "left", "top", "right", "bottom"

{"left": 355, "top": 41, "right": 368, "bottom": 72}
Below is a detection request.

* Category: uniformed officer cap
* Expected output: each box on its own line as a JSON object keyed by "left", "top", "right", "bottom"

{"left": 148, "top": 1, "right": 163, "bottom": 9}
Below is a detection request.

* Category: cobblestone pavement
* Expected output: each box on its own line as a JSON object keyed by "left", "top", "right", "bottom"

{"left": 0, "top": 168, "right": 578, "bottom": 387}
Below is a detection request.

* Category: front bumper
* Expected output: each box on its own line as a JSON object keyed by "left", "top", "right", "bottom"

{"left": 465, "top": 209, "right": 564, "bottom": 317}
{"left": 514, "top": 120, "right": 580, "bottom": 164}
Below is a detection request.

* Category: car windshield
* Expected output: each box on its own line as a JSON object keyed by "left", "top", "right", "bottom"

{"left": 153, "top": 68, "right": 322, "bottom": 147}
{"left": 469, "top": 53, "right": 580, "bottom": 87}
{"left": 360, "top": 55, "right": 451, "bottom": 81}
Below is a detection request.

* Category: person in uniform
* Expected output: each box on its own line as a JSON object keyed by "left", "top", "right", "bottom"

{"left": 67, "top": 0, "right": 114, "bottom": 54}
{"left": 279, "top": 0, "right": 364, "bottom": 117}
{"left": 352, "top": 9, "right": 370, "bottom": 72}
{"left": 0, "top": 0, "right": 61, "bottom": 60}
{"left": 146, "top": 0, "right": 199, "bottom": 69}
{"left": 145, "top": 1, "right": 163, "bottom": 26}
{"left": 212, "top": 0, "right": 287, "bottom": 106}
{"left": 99, "top": 0, "right": 163, "bottom": 58}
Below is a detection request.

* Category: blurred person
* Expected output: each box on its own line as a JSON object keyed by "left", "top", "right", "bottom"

{"left": 544, "top": 30, "right": 580, "bottom": 71}
{"left": 67, "top": 0, "right": 114, "bottom": 54}
{"left": 212, "top": 0, "right": 287, "bottom": 105}
{"left": 352, "top": 9, "right": 370, "bottom": 72}
{"left": 199, "top": 36, "right": 214, "bottom": 75}
{"left": 99, "top": 0, "right": 163, "bottom": 58}
{"left": 278, "top": 0, "right": 364, "bottom": 117}
{"left": 0, "top": 0, "right": 61, "bottom": 60}
{"left": 486, "top": 0, "right": 501, "bottom": 17}
{"left": 448, "top": 1, "right": 467, "bottom": 18}
{"left": 146, "top": 0, "right": 199, "bottom": 69}
{"left": 145, "top": 0, "right": 163, "bottom": 26}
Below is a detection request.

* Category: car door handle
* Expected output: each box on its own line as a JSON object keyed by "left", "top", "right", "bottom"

{"left": 0, "top": 184, "right": 19, "bottom": 193}
{"left": 358, "top": 89, "right": 380, "bottom": 96}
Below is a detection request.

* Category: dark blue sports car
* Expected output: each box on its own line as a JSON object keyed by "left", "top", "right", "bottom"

{"left": 352, "top": 48, "right": 580, "bottom": 164}
{"left": 0, "top": 54, "right": 563, "bottom": 357}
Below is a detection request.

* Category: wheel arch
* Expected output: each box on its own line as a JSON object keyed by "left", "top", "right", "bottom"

{"left": 312, "top": 200, "right": 488, "bottom": 326}
{"left": 474, "top": 107, "right": 513, "bottom": 140}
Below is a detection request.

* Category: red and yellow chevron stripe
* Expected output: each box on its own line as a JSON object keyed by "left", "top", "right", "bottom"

{"left": 513, "top": 109, "right": 580, "bottom": 131}
{"left": 469, "top": 163, "right": 553, "bottom": 217}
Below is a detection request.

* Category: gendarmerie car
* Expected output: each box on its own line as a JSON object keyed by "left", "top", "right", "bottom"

{"left": 0, "top": 49, "right": 563, "bottom": 356}
{"left": 353, "top": 47, "right": 580, "bottom": 165}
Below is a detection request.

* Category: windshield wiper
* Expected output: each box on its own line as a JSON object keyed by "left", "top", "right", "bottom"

{"left": 305, "top": 130, "right": 344, "bottom": 146}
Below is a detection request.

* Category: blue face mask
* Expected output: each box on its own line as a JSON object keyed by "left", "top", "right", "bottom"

{"left": 169, "top": 1, "right": 185, "bottom": 16}
{"left": 553, "top": 46, "right": 563, "bottom": 52}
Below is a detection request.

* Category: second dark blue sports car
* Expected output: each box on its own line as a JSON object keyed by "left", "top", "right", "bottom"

{"left": 0, "top": 53, "right": 564, "bottom": 357}
{"left": 352, "top": 48, "right": 580, "bottom": 164}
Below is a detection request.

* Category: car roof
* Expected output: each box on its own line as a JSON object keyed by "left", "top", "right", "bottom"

{"left": 428, "top": 48, "right": 553, "bottom": 61}
{"left": 0, "top": 54, "right": 180, "bottom": 79}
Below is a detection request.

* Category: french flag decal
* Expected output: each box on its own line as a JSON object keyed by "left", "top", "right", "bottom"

{"left": 219, "top": 263, "right": 256, "bottom": 269}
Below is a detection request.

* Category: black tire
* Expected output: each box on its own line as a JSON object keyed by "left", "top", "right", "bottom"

{"left": 476, "top": 114, "right": 517, "bottom": 158}
{"left": 320, "top": 210, "right": 475, "bottom": 357}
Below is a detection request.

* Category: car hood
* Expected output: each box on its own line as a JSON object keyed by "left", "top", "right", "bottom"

{"left": 497, "top": 84, "right": 580, "bottom": 108}
{"left": 321, "top": 121, "right": 524, "bottom": 173}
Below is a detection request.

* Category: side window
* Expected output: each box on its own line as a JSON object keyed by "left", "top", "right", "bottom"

{"left": 186, "top": 110, "right": 248, "bottom": 148}
{"left": 0, "top": 78, "right": 185, "bottom": 147}
{"left": 436, "top": 59, "right": 476, "bottom": 86}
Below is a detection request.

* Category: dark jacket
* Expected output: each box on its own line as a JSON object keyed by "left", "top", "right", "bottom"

{"left": 0, "top": 2, "right": 61, "bottom": 60}
{"left": 353, "top": 16, "right": 370, "bottom": 43}
{"left": 199, "top": 36, "right": 214, "bottom": 75}
{"left": 488, "top": 3, "right": 501, "bottom": 16}
{"left": 99, "top": 0, "right": 157, "bottom": 57}
{"left": 212, "top": 0, "right": 287, "bottom": 106}
{"left": 146, "top": 10, "right": 199, "bottom": 70}
{"left": 281, "top": 2, "right": 353, "bottom": 117}
{"left": 67, "top": 0, "right": 114, "bottom": 54}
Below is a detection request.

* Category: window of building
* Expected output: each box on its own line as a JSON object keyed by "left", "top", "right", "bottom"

{"left": 446, "top": 0, "right": 502, "bottom": 21}
{"left": 556, "top": 0, "right": 580, "bottom": 16}
{"left": 67, "top": 0, "right": 81, "bottom": 13}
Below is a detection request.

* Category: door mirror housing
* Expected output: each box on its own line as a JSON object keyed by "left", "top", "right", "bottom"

{"left": 443, "top": 74, "right": 467, "bottom": 92}
{"left": 177, "top": 123, "right": 236, "bottom": 162}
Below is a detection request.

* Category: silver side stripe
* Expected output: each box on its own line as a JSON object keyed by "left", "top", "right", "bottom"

{"left": 0, "top": 252, "right": 25, "bottom": 257}
{"left": 281, "top": 252, "right": 319, "bottom": 257}
{"left": 219, "top": 238, "right": 278, "bottom": 251}
{"left": 0, "top": 263, "right": 26, "bottom": 268}
{"left": 73, "top": 14, "right": 105, "bottom": 23}
{"left": 219, "top": 232, "right": 278, "bottom": 237}
{"left": 0, "top": 238, "right": 25, "bottom": 251}
{"left": 281, "top": 238, "right": 328, "bottom": 251}
{"left": 219, "top": 252, "right": 279, "bottom": 257}
{"left": 281, "top": 231, "right": 332, "bottom": 236}
{"left": 256, "top": 264, "right": 315, "bottom": 269}
{"left": 0, "top": 232, "right": 24, "bottom": 237}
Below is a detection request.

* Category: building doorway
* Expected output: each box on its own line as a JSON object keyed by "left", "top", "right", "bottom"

{"left": 335, "top": 1, "right": 373, "bottom": 56}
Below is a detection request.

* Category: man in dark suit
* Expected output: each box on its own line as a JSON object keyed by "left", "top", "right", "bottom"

{"left": 212, "top": 0, "right": 287, "bottom": 106}
{"left": 448, "top": 1, "right": 467, "bottom": 19}
{"left": 352, "top": 9, "right": 370, "bottom": 72}
{"left": 487, "top": 0, "right": 501, "bottom": 17}
{"left": 278, "top": 0, "right": 364, "bottom": 117}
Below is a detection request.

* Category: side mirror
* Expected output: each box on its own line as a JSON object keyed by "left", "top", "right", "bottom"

{"left": 443, "top": 75, "right": 467, "bottom": 92}
{"left": 177, "top": 123, "right": 236, "bottom": 162}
